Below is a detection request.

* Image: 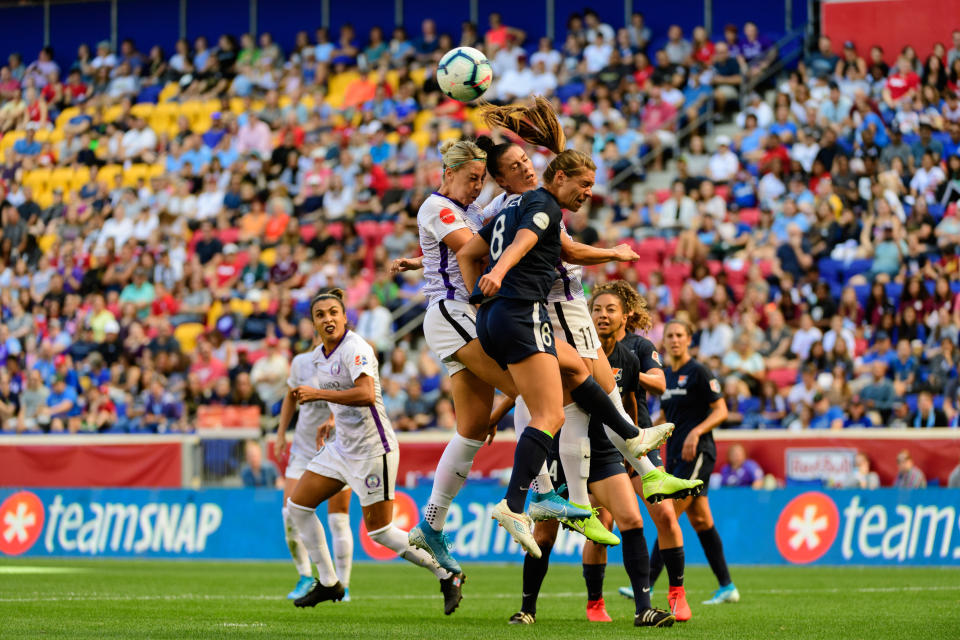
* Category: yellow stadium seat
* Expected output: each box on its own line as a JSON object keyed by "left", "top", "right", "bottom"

{"left": 410, "top": 130, "right": 430, "bottom": 151}
{"left": 278, "top": 95, "right": 292, "bottom": 108}
{"left": 49, "top": 167, "right": 74, "bottom": 192}
{"left": 103, "top": 104, "right": 124, "bottom": 123}
{"left": 97, "top": 164, "right": 123, "bottom": 187}
{"left": 158, "top": 82, "right": 180, "bottom": 103}
{"left": 22, "top": 168, "right": 51, "bottom": 193}
{"left": 33, "top": 129, "right": 52, "bottom": 143}
{"left": 439, "top": 129, "right": 462, "bottom": 142}
{"left": 301, "top": 94, "right": 316, "bottom": 109}
{"left": 69, "top": 166, "right": 91, "bottom": 192}
{"left": 130, "top": 103, "right": 155, "bottom": 119}
{"left": 150, "top": 102, "right": 179, "bottom": 132}
{"left": 259, "top": 247, "right": 277, "bottom": 267}
{"left": 34, "top": 189, "right": 54, "bottom": 208}
{"left": 410, "top": 67, "right": 426, "bottom": 87}
{"left": 0, "top": 131, "right": 25, "bottom": 151}
{"left": 413, "top": 110, "right": 433, "bottom": 132}
{"left": 229, "top": 97, "right": 246, "bottom": 115}
{"left": 228, "top": 299, "right": 254, "bottom": 317}
{"left": 174, "top": 323, "right": 206, "bottom": 353}
{"left": 146, "top": 163, "right": 165, "bottom": 179}
{"left": 122, "top": 164, "right": 150, "bottom": 187}
{"left": 386, "top": 132, "right": 400, "bottom": 145}
{"left": 38, "top": 234, "right": 58, "bottom": 253}
{"left": 55, "top": 106, "right": 81, "bottom": 130}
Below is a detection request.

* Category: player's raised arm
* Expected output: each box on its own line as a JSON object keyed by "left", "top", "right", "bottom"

{"left": 476, "top": 228, "right": 540, "bottom": 296}
{"left": 560, "top": 233, "right": 640, "bottom": 265}
{"left": 456, "top": 233, "right": 490, "bottom": 298}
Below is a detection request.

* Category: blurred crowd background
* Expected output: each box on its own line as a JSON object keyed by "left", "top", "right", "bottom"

{"left": 1, "top": 4, "right": 960, "bottom": 483}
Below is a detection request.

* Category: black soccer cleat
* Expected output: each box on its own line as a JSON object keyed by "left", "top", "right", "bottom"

{"left": 440, "top": 572, "right": 466, "bottom": 615}
{"left": 634, "top": 607, "right": 676, "bottom": 627}
{"left": 508, "top": 611, "right": 536, "bottom": 624}
{"left": 293, "top": 580, "right": 346, "bottom": 607}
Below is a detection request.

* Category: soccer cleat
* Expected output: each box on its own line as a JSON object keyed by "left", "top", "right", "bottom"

{"left": 668, "top": 586, "right": 691, "bottom": 621}
{"left": 561, "top": 509, "right": 620, "bottom": 546}
{"left": 702, "top": 583, "right": 740, "bottom": 605}
{"left": 618, "top": 586, "right": 635, "bottom": 599}
{"left": 293, "top": 580, "right": 345, "bottom": 607}
{"left": 624, "top": 423, "right": 674, "bottom": 458}
{"left": 641, "top": 468, "right": 704, "bottom": 504}
{"left": 409, "top": 520, "right": 462, "bottom": 574}
{"left": 342, "top": 588, "right": 351, "bottom": 602}
{"left": 287, "top": 575, "right": 314, "bottom": 600}
{"left": 586, "top": 598, "right": 613, "bottom": 622}
{"left": 440, "top": 572, "right": 466, "bottom": 615}
{"left": 492, "top": 499, "right": 541, "bottom": 558}
{"left": 508, "top": 611, "right": 536, "bottom": 625}
{"left": 528, "top": 489, "right": 593, "bottom": 521}
{"left": 635, "top": 608, "right": 676, "bottom": 627}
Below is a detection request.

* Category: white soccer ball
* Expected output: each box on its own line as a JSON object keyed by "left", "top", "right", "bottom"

{"left": 437, "top": 46, "right": 493, "bottom": 103}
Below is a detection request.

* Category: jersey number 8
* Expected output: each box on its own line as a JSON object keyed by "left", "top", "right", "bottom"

{"left": 540, "top": 321, "right": 553, "bottom": 347}
{"left": 490, "top": 215, "right": 506, "bottom": 260}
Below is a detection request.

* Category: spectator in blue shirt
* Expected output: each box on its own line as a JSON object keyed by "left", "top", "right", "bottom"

{"left": 140, "top": 379, "right": 183, "bottom": 433}
{"left": 719, "top": 444, "right": 765, "bottom": 487}
{"left": 241, "top": 440, "right": 281, "bottom": 488}
{"left": 39, "top": 374, "right": 81, "bottom": 432}
{"left": 13, "top": 129, "right": 41, "bottom": 157}
{"left": 843, "top": 395, "right": 878, "bottom": 428}
{"left": 802, "top": 36, "right": 840, "bottom": 81}
{"left": 890, "top": 338, "right": 919, "bottom": 395}
{"left": 810, "top": 393, "right": 845, "bottom": 429}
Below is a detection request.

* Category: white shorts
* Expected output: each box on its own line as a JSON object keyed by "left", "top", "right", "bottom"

{"left": 547, "top": 299, "right": 600, "bottom": 359}
{"left": 423, "top": 299, "right": 478, "bottom": 376}
{"left": 306, "top": 446, "right": 399, "bottom": 507}
{"left": 285, "top": 450, "right": 312, "bottom": 480}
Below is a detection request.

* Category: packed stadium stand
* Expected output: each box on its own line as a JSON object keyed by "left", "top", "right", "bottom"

{"left": 1, "top": 0, "right": 959, "bottom": 486}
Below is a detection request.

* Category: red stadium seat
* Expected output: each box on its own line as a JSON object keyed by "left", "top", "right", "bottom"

{"left": 655, "top": 189, "right": 671, "bottom": 203}
{"left": 714, "top": 184, "right": 730, "bottom": 201}
{"left": 767, "top": 367, "right": 799, "bottom": 389}
{"left": 706, "top": 260, "right": 722, "bottom": 276}
{"left": 300, "top": 225, "right": 317, "bottom": 242}
{"left": 218, "top": 228, "right": 240, "bottom": 244}
{"left": 738, "top": 208, "right": 761, "bottom": 226}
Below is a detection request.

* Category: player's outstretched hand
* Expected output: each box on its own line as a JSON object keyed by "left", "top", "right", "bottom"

{"left": 391, "top": 256, "right": 423, "bottom": 274}
{"left": 478, "top": 272, "right": 502, "bottom": 296}
{"left": 681, "top": 429, "right": 700, "bottom": 462}
{"left": 612, "top": 243, "right": 640, "bottom": 262}
{"left": 272, "top": 434, "right": 288, "bottom": 459}
{"left": 316, "top": 414, "right": 335, "bottom": 448}
{"left": 293, "top": 385, "right": 324, "bottom": 404}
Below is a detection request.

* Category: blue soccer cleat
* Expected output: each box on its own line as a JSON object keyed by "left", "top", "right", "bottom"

{"left": 287, "top": 575, "right": 315, "bottom": 600}
{"left": 702, "top": 583, "right": 740, "bottom": 605}
{"left": 527, "top": 489, "right": 593, "bottom": 521}
{"left": 618, "top": 585, "right": 653, "bottom": 600}
{"left": 342, "top": 588, "right": 351, "bottom": 602}
{"left": 409, "top": 520, "right": 462, "bottom": 574}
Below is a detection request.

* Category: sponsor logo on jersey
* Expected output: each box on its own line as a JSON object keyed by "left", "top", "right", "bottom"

{"left": 775, "top": 491, "right": 839, "bottom": 564}
{"left": 709, "top": 379, "right": 721, "bottom": 394}
{"left": 0, "top": 491, "right": 44, "bottom": 556}
{"left": 354, "top": 355, "right": 368, "bottom": 367}
{"left": 532, "top": 212, "right": 550, "bottom": 230}
{"left": 439, "top": 207, "right": 456, "bottom": 224}
{"left": 677, "top": 375, "right": 687, "bottom": 387}
{"left": 651, "top": 350, "right": 662, "bottom": 366}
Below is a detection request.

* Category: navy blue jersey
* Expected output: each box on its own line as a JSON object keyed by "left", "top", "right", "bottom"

{"left": 588, "top": 341, "right": 639, "bottom": 460}
{"left": 620, "top": 333, "right": 664, "bottom": 428}
{"left": 469, "top": 188, "right": 563, "bottom": 303}
{"left": 661, "top": 357, "right": 722, "bottom": 465}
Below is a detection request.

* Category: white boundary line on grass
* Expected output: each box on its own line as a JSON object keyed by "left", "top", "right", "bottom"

{"left": 2, "top": 585, "right": 960, "bottom": 603}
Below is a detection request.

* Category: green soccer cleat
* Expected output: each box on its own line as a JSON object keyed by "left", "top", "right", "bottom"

{"left": 641, "top": 468, "right": 704, "bottom": 504}
{"left": 561, "top": 507, "right": 620, "bottom": 546}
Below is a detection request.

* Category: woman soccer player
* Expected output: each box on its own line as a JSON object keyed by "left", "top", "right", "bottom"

{"left": 659, "top": 319, "right": 740, "bottom": 605}
{"left": 403, "top": 139, "right": 591, "bottom": 576}
{"left": 276, "top": 352, "right": 353, "bottom": 601}
{"left": 286, "top": 289, "right": 465, "bottom": 615}
{"left": 457, "top": 143, "right": 670, "bottom": 558}
{"left": 477, "top": 99, "right": 696, "bottom": 531}
{"left": 590, "top": 282, "right": 696, "bottom": 621}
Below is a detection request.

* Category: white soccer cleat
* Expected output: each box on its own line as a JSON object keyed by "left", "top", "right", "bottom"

{"left": 491, "top": 499, "right": 541, "bottom": 559}
{"left": 624, "top": 422, "right": 675, "bottom": 458}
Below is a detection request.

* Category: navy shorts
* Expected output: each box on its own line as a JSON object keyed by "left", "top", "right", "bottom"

{"left": 546, "top": 427, "right": 626, "bottom": 498}
{"left": 476, "top": 297, "right": 557, "bottom": 369}
{"left": 667, "top": 449, "right": 715, "bottom": 497}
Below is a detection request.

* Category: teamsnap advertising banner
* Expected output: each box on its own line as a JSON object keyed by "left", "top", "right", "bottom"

{"left": 2, "top": 485, "right": 959, "bottom": 566}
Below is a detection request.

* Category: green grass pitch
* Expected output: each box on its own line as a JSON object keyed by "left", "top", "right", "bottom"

{"left": 2, "top": 558, "right": 958, "bottom": 639}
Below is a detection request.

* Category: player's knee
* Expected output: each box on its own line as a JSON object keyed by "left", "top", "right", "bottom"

{"left": 617, "top": 514, "right": 644, "bottom": 531}
{"left": 688, "top": 512, "right": 713, "bottom": 531}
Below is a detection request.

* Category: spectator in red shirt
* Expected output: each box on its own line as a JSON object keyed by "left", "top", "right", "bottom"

{"left": 189, "top": 337, "right": 228, "bottom": 392}
{"left": 641, "top": 86, "right": 678, "bottom": 170}
{"left": 63, "top": 69, "right": 89, "bottom": 105}
{"left": 691, "top": 26, "right": 715, "bottom": 67}
{"left": 213, "top": 243, "right": 243, "bottom": 292}
{"left": 883, "top": 56, "right": 920, "bottom": 111}
{"left": 150, "top": 282, "right": 180, "bottom": 317}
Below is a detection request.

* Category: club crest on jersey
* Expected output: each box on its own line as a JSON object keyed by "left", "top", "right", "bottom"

{"left": 533, "top": 212, "right": 550, "bottom": 230}
{"left": 612, "top": 367, "right": 622, "bottom": 382}
{"left": 710, "top": 378, "right": 721, "bottom": 394}
{"left": 678, "top": 375, "right": 687, "bottom": 387}
{"left": 439, "top": 207, "right": 456, "bottom": 224}
{"left": 652, "top": 350, "right": 662, "bottom": 366}
{"left": 354, "top": 355, "right": 368, "bottom": 367}
{"left": 364, "top": 473, "right": 382, "bottom": 489}
{"left": 330, "top": 361, "right": 342, "bottom": 376}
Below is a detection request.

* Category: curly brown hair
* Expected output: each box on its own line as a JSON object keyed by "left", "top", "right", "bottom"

{"left": 590, "top": 280, "right": 652, "bottom": 333}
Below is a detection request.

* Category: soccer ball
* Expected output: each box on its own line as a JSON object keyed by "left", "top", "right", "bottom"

{"left": 437, "top": 47, "right": 493, "bottom": 103}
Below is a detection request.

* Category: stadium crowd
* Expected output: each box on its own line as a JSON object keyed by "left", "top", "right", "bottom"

{"left": 1, "top": 9, "right": 960, "bottom": 444}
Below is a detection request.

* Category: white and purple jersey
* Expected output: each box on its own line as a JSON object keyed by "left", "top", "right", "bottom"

{"left": 287, "top": 352, "right": 332, "bottom": 459}
{"left": 418, "top": 192, "right": 486, "bottom": 306}
{"left": 309, "top": 330, "right": 397, "bottom": 461}
{"left": 483, "top": 192, "right": 585, "bottom": 303}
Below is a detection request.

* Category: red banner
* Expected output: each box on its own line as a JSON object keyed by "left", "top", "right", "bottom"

{"left": 0, "top": 440, "right": 181, "bottom": 488}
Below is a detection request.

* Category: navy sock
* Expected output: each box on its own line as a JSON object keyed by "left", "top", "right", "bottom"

{"left": 646, "top": 448, "right": 662, "bottom": 467}
{"left": 648, "top": 538, "right": 664, "bottom": 586}
{"left": 621, "top": 527, "right": 651, "bottom": 613}
{"left": 697, "top": 526, "right": 732, "bottom": 587}
{"left": 662, "top": 546, "right": 685, "bottom": 587}
{"left": 520, "top": 542, "right": 552, "bottom": 614}
{"left": 505, "top": 426, "right": 554, "bottom": 513}
{"left": 582, "top": 563, "right": 605, "bottom": 601}
{"left": 570, "top": 377, "right": 640, "bottom": 440}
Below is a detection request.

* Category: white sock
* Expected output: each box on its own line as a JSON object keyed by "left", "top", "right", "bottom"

{"left": 530, "top": 461, "right": 554, "bottom": 494}
{"left": 282, "top": 505, "right": 313, "bottom": 577}
{"left": 368, "top": 523, "right": 452, "bottom": 579}
{"left": 558, "top": 403, "right": 591, "bottom": 506}
{"left": 603, "top": 389, "right": 658, "bottom": 474}
{"left": 287, "top": 499, "right": 339, "bottom": 587}
{"left": 424, "top": 434, "right": 483, "bottom": 531}
{"left": 327, "top": 512, "right": 353, "bottom": 588}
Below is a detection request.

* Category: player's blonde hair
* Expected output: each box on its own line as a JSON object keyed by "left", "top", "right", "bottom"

{"left": 439, "top": 139, "right": 486, "bottom": 173}
{"left": 591, "top": 280, "right": 652, "bottom": 333}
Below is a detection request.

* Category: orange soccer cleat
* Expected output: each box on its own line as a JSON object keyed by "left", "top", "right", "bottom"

{"left": 586, "top": 598, "right": 613, "bottom": 622}
{"left": 667, "top": 586, "right": 692, "bottom": 622}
